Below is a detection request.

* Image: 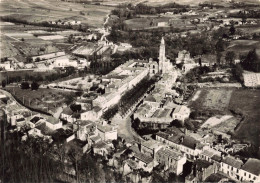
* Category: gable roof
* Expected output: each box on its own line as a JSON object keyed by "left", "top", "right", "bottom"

{"left": 62, "top": 107, "right": 74, "bottom": 115}
{"left": 241, "top": 158, "right": 260, "bottom": 175}
{"left": 156, "top": 148, "right": 183, "bottom": 161}
{"left": 222, "top": 156, "right": 243, "bottom": 169}
{"left": 181, "top": 136, "right": 199, "bottom": 150}
{"left": 144, "top": 94, "right": 157, "bottom": 103}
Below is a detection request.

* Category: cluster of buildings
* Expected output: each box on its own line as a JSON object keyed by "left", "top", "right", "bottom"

{"left": 133, "top": 38, "right": 191, "bottom": 129}
{"left": 49, "top": 20, "right": 82, "bottom": 26}
{"left": 0, "top": 51, "right": 90, "bottom": 72}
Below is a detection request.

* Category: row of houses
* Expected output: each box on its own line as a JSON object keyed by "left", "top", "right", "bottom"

{"left": 153, "top": 127, "right": 260, "bottom": 182}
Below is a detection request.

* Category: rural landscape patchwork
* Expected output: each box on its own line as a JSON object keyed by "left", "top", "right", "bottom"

{"left": 0, "top": 0, "right": 260, "bottom": 182}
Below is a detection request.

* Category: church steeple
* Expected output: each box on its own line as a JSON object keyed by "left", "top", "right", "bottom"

{"left": 159, "top": 37, "right": 166, "bottom": 73}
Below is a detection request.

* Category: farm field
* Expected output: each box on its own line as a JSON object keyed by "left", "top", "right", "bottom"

{"left": 4, "top": 86, "right": 71, "bottom": 114}
{"left": 228, "top": 89, "right": 260, "bottom": 147}
{"left": 100, "top": 0, "right": 260, "bottom": 6}
{"left": 189, "top": 88, "right": 233, "bottom": 112}
{"left": 124, "top": 16, "right": 195, "bottom": 30}
{"left": 1, "top": 0, "right": 113, "bottom": 28}
{"left": 189, "top": 88, "right": 260, "bottom": 146}
{"left": 227, "top": 40, "right": 260, "bottom": 56}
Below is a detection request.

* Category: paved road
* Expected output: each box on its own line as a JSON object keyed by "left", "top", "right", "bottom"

{"left": 112, "top": 112, "right": 143, "bottom": 143}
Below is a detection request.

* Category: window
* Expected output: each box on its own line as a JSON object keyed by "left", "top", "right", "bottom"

{"left": 249, "top": 174, "right": 251, "bottom": 178}
{"left": 244, "top": 172, "right": 246, "bottom": 176}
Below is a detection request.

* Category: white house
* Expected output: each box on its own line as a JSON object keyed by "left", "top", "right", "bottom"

{"left": 80, "top": 107, "right": 102, "bottom": 122}
{"left": 172, "top": 105, "right": 190, "bottom": 122}
{"left": 61, "top": 107, "right": 76, "bottom": 123}
{"left": 45, "top": 116, "right": 63, "bottom": 130}
{"left": 219, "top": 155, "right": 243, "bottom": 180}
{"left": 97, "top": 122, "right": 117, "bottom": 141}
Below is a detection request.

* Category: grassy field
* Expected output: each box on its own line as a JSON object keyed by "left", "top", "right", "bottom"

{"left": 228, "top": 89, "right": 260, "bottom": 147}
{"left": 189, "top": 88, "right": 260, "bottom": 146}
{"left": 5, "top": 86, "right": 71, "bottom": 114}
{"left": 189, "top": 88, "right": 233, "bottom": 112}
{"left": 1, "top": 0, "right": 113, "bottom": 28}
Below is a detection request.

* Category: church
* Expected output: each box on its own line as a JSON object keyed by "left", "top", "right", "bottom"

{"left": 149, "top": 37, "right": 174, "bottom": 75}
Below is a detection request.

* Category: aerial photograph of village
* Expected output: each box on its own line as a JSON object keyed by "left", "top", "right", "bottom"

{"left": 0, "top": 0, "right": 260, "bottom": 182}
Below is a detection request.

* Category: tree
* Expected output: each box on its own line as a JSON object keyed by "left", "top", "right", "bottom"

{"left": 225, "top": 51, "right": 235, "bottom": 65}
{"left": 21, "top": 82, "right": 30, "bottom": 89}
{"left": 1, "top": 80, "right": 6, "bottom": 88}
{"left": 229, "top": 24, "right": 236, "bottom": 35}
{"left": 70, "top": 104, "right": 81, "bottom": 113}
{"left": 216, "top": 52, "right": 222, "bottom": 66}
{"left": 31, "top": 81, "right": 39, "bottom": 90}
{"left": 233, "top": 63, "right": 243, "bottom": 82}
{"left": 64, "top": 93, "right": 76, "bottom": 105}
{"left": 241, "top": 48, "right": 260, "bottom": 72}
{"left": 190, "top": 111, "right": 198, "bottom": 119}
{"left": 35, "top": 57, "right": 41, "bottom": 62}
{"left": 215, "top": 39, "right": 225, "bottom": 52}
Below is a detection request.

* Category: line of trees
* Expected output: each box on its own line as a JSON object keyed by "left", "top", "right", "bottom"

{"left": 240, "top": 48, "right": 260, "bottom": 72}
{"left": 111, "top": 3, "right": 189, "bottom": 18}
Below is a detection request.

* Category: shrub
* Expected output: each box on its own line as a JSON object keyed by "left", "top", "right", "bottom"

{"left": 21, "top": 82, "right": 30, "bottom": 89}
{"left": 31, "top": 81, "right": 39, "bottom": 90}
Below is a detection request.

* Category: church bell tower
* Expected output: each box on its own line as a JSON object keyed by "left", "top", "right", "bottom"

{"left": 159, "top": 37, "right": 166, "bottom": 73}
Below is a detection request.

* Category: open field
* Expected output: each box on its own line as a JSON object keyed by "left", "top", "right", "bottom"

{"left": 100, "top": 0, "right": 260, "bottom": 6}
{"left": 190, "top": 88, "right": 260, "bottom": 146}
{"left": 1, "top": 0, "right": 113, "bottom": 28}
{"left": 124, "top": 16, "right": 195, "bottom": 30}
{"left": 228, "top": 89, "right": 260, "bottom": 146}
{"left": 4, "top": 86, "right": 71, "bottom": 114}
{"left": 189, "top": 88, "right": 233, "bottom": 111}
{"left": 227, "top": 40, "right": 260, "bottom": 56}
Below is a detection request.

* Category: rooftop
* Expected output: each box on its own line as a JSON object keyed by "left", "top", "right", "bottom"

{"left": 144, "top": 94, "right": 157, "bottom": 103}
{"left": 30, "top": 116, "right": 43, "bottom": 124}
{"left": 46, "top": 116, "right": 60, "bottom": 125}
{"left": 181, "top": 136, "right": 199, "bottom": 150}
{"left": 156, "top": 148, "right": 183, "bottom": 161}
{"left": 222, "top": 156, "right": 243, "bottom": 169}
{"left": 241, "top": 158, "right": 260, "bottom": 175}
{"left": 62, "top": 107, "right": 74, "bottom": 116}
{"left": 97, "top": 124, "right": 117, "bottom": 133}
{"left": 195, "top": 159, "right": 213, "bottom": 170}
{"left": 205, "top": 173, "right": 228, "bottom": 182}
{"left": 141, "top": 139, "right": 162, "bottom": 150}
